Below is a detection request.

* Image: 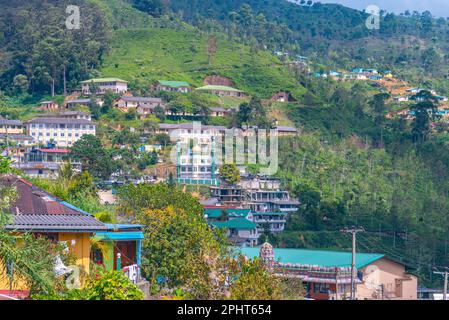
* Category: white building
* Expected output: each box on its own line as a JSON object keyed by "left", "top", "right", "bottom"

{"left": 81, "top": 78, "right": 128, "bottom": 95}
{"left": 26, "top": 115, "right": 96, "bottom": 147}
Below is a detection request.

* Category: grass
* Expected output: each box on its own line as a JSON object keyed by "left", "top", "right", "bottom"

{"left": 101, "top": 28, "right": 306, "bottom": 99}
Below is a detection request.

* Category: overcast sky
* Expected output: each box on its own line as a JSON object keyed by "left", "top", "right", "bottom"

{"left": 315, "top": 0, "right": 449, "bottom": 17}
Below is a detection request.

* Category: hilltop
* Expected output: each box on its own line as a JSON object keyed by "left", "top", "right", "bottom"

{"left": 101, "top": 28, "right": 306, "bottom": 99}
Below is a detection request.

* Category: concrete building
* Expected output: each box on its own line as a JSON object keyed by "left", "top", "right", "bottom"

{"left": 196, "top": 85, "right": 246, "bottom": 97}
{"left": 241, "top": 244, "right": 418, "bottom": 300}
{"left": 11, "top": 148, "right": 81, "bottom": 178}
{"left": 0, "top": 119, "right": 24, "bottom": 134}
{"left": 116, "top": 96, "right": 164, "bottom": 109}
{"left": 155, "top": 80, "right": 190, "bottom": 93}
{"left": 81, "top": 78, "right": 128, "bottom": 95}
{"left": 26, "top": 114, "right": 95, "bottom": 147}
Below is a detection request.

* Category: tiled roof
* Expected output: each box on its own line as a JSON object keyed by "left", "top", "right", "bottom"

{"left": 0, "top": 119, "right": 22, "bottom": 126}
{"left": 121, "top": 96, "right": 163, "bottom": 103}
{"left": 81, "top": 78, "right": 128, "bottom": 83}
{"left": 1, "top": 175, "right": 107, "bottom": 232}
{"left": 26, "top": 117, "right": 94, "bottom": 125}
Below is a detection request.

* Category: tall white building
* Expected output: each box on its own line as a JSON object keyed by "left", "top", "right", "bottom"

{"left": 26, "top": 113, "right": 96, "bottom": 147}
{"left": 81, "top": 78, "right": 128, "bottom": 95}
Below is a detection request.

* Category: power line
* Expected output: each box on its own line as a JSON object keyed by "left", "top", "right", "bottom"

{"left": 340, "top": 226, "right": 365, "bottom": 300}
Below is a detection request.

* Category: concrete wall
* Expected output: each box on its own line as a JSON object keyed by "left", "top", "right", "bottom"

{"left": 357, "top": 258, "right": 417, "bottom": 300}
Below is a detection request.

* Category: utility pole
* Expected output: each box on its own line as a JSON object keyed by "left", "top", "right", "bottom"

{"left": 341, "top": 226, "right": 365, "bottom": 300}
{"left": 433, "top": 268, "right": 448, "bottom": 300}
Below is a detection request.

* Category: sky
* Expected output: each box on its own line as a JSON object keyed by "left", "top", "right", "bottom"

{"left": 316, "top": 0, "right": 449, "bottom": 17}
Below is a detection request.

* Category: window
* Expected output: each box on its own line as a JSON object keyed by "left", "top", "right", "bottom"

{"left": 314, "top": 283, "right": 330, "bottom": 294}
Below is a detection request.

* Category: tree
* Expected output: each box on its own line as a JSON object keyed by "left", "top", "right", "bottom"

{"left": 81, "top": 270, "right": 143, "bottom": 300}
{"left": 70, "top": 135, "right": 115, "bottom": 179}
{"left": 229, "top": 256, "right": 281, "bottom": 300}
{"left": 410, "top": 91, "right": 438, "bottom": 143}
{"left": 0, "top": 157, "right": 61, "bottom": 295}
{"left": 131, "top": 0, "right": 166, "bottom": 17}
{"left": 219, "top": 164, "right": 240, "bottom": 185}
{"left": 12, "top": 74, "right": 29, "bottom": 94}
{"left": 206, "top": 35, "right": 217, "bottom": 65}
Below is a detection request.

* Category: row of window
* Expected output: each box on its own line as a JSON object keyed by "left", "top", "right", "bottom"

{"left": 32, "top": 132, "right": 84, "bottom": 138}
{"left": 180, "top": 167, "right": 212, "bottom": 172}
{"left": 30, "top": 124, "right": 95, "bottom": 130}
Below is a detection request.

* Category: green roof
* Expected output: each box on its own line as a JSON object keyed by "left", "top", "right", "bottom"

{"left": 238, "top": 247, "right": 385, "bottom": 269}
{"left": 81, "top": 78, "right": 128, "bottom": 83}
{"left": 196, "top": 85, "right": 243, "bottom": 92}
{"left": 205, "top": 208, "right": 250, "bottom": 219}
{"left": 211, "top": 218, "right": 257, "bottom": 230}
{"left": 157, "top": 80, "right": 190, "bottom": 88}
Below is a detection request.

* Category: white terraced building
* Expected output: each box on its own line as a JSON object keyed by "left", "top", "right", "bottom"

{"left": 26, "top": 116, "right": 96, "bottom": 147}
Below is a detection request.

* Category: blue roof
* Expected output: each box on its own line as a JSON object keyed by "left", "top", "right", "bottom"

{"left": 105, "top": 223, "right": 143, "bottom": 231}
{"left": 94, "top": 231, "right": 144, "bottom": 241}
{"left": 238, "top": 247, "right": 384, "bottom": 269}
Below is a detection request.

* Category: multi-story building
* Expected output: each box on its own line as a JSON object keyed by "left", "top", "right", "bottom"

{"left": 26, "top": 113, "right": 96, "bottom": 147}
{"left": 116, "top": 96, "right": 164, "bottom": 109}
{"left": 0, "top": 119, "right": 24, "bottom": 134}
{"left": 205, "top": 206, "right": 259, "bottom": 247}
{"left": 11, "top": 148, "right": 81, "bottom": 178}
{"left": 176, "top": 135, "right": 218, "bottom": 186}
{"left": 81, "top": 78, "right": 128, "bottom": 95}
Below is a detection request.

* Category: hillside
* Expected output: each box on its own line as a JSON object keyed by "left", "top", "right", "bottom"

{"left": 101, "top": 28, "right": 306, "bottom": 99}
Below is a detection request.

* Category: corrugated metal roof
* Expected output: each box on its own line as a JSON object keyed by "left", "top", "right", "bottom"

{"left": 239, "top": 247, "right": 385, "bottom": 269}
{"left": 211, "top": 218, "right": 257, "bottom": 230}
{"left": 6, "top": 214, "right": 108, "bottom": 232}
{"left": 26, "top": 118, "right": 94, "bottom": 125}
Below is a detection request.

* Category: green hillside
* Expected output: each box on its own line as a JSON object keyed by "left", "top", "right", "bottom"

{"left": 101, "top": 28, "right": 306, "bottom": 99}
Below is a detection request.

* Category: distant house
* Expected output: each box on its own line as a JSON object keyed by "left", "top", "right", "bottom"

{"left": 276, "top": 126, "right": 298, "bottom": 136}
{"left": 0, "top": 119, "right": 23, "bottom": 135}
{"left": 196, "top": 85, "right": 246, "bottom": 97}
{"left": 116, "top": 96, "right": 165, "bottom": 111}
{"left": 394, "top": 96, "right": 409, "bottom": 102}
{"left": 210, "top": 216, "right": 259, "bottom": 247}
{"left": 11, "top": 148, "right": 79, "bottom": 178}
{"left": 240, "top": 244, "right": 418, "bottom": 300}
{"left": 81, "top": 78, "right": 128, "bottom": 95}
{"left": 271, "top": 92, "right": 295, "bottom": 103}
{"left": 209, "top": 107, "right": 232, "bottom": 117}
{"left": 39, "top": 101, "right": 59, "bottom": 110}
{"left": 65, "top": 99, "right": 91, "bottom": 108}
{"left": 155, "top": 80, "right": 190, "bottom": 93}
{"left": 0, "top": 134, "right": 34, "bottom": 146}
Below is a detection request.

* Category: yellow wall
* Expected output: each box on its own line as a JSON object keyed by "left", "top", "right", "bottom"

{"left": 59, "top": 232, "right": 92, "bottom": 274}
{"left": 0, "top": 232, "right": 92, "bottom": 292}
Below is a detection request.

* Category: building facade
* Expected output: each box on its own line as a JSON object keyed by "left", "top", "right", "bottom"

{"left": 81, "top": 78, "right": 128, "bottom": 95}
{"left": 26, "top": 114, "right": 95, "bottom": 147}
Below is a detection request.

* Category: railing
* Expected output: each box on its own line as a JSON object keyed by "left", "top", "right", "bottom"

{"left": 122, "top": 264, "right": 141, "bottom": 284}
